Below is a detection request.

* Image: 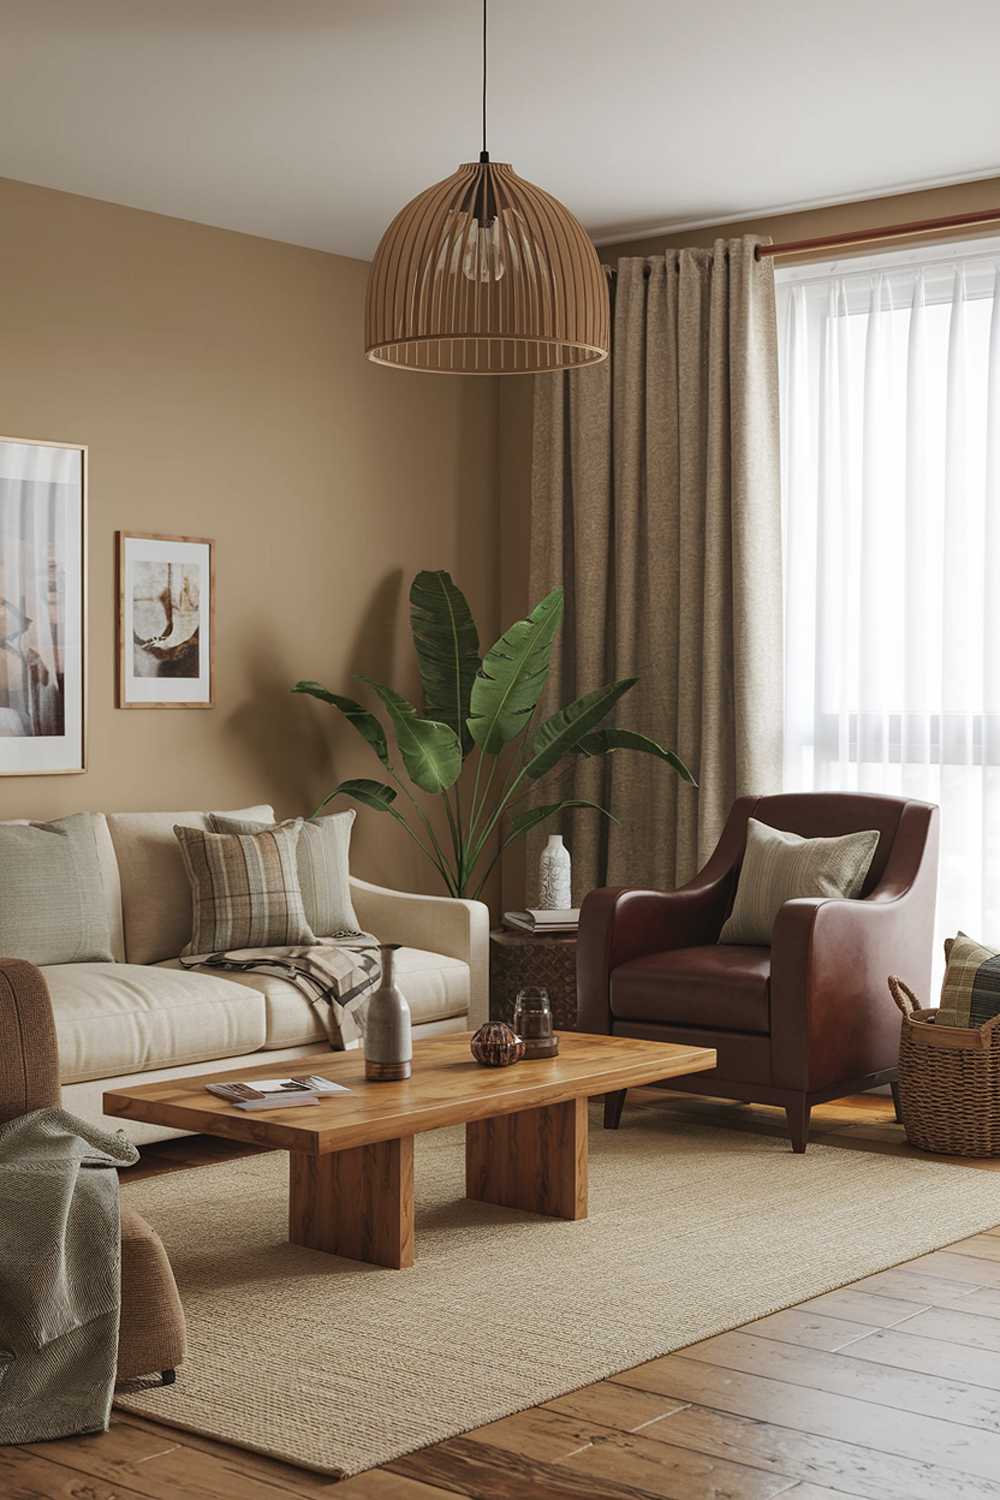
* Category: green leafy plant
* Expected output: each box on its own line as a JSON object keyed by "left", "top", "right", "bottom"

{"left": 294, "top": 571, "right": 695, "bottom": 900}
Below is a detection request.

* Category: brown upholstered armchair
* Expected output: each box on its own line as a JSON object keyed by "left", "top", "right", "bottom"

{"left": 578, "top": 793, "right": 939, "bottom": 1152}
{"left": 0, "top": 959, "right": 186, "bottom": 1384}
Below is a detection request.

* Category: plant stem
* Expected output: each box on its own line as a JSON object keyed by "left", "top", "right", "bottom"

{"left": 384, "top": 763, "right": 458, "bottom": 894}
{"left": 391, "top": 809, "right": 458, "bottom": 894}
{"left": 443, "top": 790, "right": 464, "bottom": 892}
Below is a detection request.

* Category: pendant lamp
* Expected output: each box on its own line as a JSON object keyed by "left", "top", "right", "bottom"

{"left": 365, "top": 1, "right": 609, "bottom": 375}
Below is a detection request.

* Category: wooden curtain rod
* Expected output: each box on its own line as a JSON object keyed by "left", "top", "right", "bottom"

{"left": 757, "top": 204, "right": 1000, "bottom": 259}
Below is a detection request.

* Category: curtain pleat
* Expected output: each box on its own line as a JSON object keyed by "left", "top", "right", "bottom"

{"left": 528, "top": 237, "right": 783, "bottom": 903}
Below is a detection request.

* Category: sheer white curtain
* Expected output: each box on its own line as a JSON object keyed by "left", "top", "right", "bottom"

{"left": 777, "top": 239, "right": 1000, "bottom": 968}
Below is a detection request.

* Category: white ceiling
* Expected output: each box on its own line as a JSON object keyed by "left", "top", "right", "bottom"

{"left": 2, "top": 0, "right": 999, "bottom": 261}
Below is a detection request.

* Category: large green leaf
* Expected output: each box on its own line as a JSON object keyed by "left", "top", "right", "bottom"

{"left": 575, "top": 727, "right": 697, "bottom": 785}
{"left": 409, "top": 571, "right": 480, "bottom": 754}
{"left": 357, "top": 676, "right": 462, "bottom": 793}
{"left": 524, "top": 679, "right": 637, "bottom": 781}
{"left": 314, "top": 777, "right": 398, "bottom": 815}
{"left": 292, "top": 682, "right": 389, "bottom": 766}
{"left": 467, "top": 588, "right": 564, "bottom": 754}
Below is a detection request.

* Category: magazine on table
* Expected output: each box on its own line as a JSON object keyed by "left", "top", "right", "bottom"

{"left": 205, "top": 1074, "right": 352, "bottom": 1111}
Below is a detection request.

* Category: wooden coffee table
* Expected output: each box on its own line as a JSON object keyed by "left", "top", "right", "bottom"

{"left": 104, "top": 1032, "right": 715, "bottom": 1270}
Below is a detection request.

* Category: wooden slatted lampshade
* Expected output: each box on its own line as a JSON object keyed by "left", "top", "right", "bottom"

{"left": 365, "top": 158, "right": 610, "bottom": 375}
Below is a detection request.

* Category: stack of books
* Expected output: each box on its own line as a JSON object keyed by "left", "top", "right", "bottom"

{"left": 503, "top": 908, "right": 579, "bottom": 935}
{"left": 205, "top": 1074, "right": 352, "bottom": 1111}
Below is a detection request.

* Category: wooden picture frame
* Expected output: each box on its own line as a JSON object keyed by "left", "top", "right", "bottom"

{"left": 116, "top": 531, "right": 214, "bottom": 709}
{"left": 0, "top": 435, "right": 87, "bottom": 775}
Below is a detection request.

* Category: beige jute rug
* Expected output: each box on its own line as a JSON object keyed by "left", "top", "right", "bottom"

{"left": 117, "top": 1104, "right": 1000, "bottom": 1477}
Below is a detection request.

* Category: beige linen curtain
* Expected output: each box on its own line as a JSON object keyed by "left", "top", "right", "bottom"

{"left": 527, "top": 236, "right": 782, "bottom": 901}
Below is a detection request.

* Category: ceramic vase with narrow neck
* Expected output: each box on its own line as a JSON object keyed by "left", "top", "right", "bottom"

{"left": 364, "top": 944, "right": 412, "bottom": 1082}
{"left": 538, "top": 833, "right": 572, "bottom": 910}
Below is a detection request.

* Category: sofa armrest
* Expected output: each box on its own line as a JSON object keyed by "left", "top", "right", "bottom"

{"left": 769, "top": 801, "right": 939, "bottom": 1094}
{"left": 577, "top": 877, "right": 735, "bottom": 1034}
{"left": 349, "top": 877, "right": 491, "bottom": 1028}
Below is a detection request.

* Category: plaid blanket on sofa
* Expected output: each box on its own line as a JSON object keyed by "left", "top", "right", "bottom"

{"left": 180, "top": 934, "right": 381, "bottom": 1047}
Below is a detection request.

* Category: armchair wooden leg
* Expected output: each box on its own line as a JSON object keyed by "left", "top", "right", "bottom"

{"left": 161, "top": 1369, "right": 176, "bottom": 1386}
{"left": 604, "top": 1090, "right": 627, "bottom": 1130}
{"left": 785, "top": 1099, "right": 811, "bottom": 1154}
{"left": 891, "top": 1081, "right": 903, "bottom": 1123}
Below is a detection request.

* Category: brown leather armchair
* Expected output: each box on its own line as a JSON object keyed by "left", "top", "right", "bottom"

{"left": 0, "top": 959, "right": 186, "bottom": 1384}
{"left": 578, "top": 793, "right": 939, "bottom": 1152}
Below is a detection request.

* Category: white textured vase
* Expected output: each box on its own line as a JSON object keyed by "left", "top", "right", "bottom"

{"left": 538, "top": 833, "right": 572, "bottom": 910}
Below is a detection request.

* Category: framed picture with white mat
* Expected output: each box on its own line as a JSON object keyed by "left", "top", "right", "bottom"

{"left": 117, "top": 531, "right": 214, "bottom": 708}
{"left": 0, "top": 435, "right": 86, "bottom": 775}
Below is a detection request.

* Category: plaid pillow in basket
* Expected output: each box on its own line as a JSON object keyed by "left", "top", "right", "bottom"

{"left": 174, "top": 818, "right": 316, "bottom": 955}
{"left": 936, "top": 932, "right": 1000, "bottom": 1028}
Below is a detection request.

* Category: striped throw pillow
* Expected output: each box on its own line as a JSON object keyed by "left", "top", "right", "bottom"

{"left": 936, "top": 934, "right": 1000, "bottom": 1028}
{"left": 175, "top": 819, "right": 316, "bottom": 956}
{"left": 719, "top": 817, "right": 880, "bottom": 946}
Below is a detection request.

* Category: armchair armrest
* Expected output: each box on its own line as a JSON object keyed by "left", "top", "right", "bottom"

{"left": 576, "top": 800, "right": 754, "bottom": 1034}
{"left": 770, "top": 802, "right": 940, "bottom": 1093}
{"left": 577, "top": 875, "right": 737, "bottom": 1034}
{"left": 349, "top": 877, "right": 490, "bottom": 1028}
{"left": 0, "top": 959, "right": 60, "bottom": 1123}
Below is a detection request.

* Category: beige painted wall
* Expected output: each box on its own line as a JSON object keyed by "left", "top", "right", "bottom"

{"left": 0, "top": 176, "right": 499, "bottom": 897}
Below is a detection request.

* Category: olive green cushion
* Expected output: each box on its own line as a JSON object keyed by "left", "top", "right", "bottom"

{"left": 0, "top": 813, "right": 115, "bottom": 964}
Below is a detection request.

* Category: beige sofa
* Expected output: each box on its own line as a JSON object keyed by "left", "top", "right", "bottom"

{"left": 39, "top": 805, "right": 489, "bottom": 1144}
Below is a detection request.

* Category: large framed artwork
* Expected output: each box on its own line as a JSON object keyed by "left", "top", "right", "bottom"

{"left": 116, "top": 532, "right": 214, "bottom": 708}
{"left": 0, "top": 435, "right": 86, "bottom": 775}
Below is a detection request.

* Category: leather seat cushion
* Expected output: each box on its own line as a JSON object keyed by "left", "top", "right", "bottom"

{"left": 44, "top": 962, "right": 267, "bottom": 1084}
{"left": 158, "top": 945, "right": 470, "bottom": 1048}
{"left": 611, "top": 945, "right": 771, "bottom": 1034}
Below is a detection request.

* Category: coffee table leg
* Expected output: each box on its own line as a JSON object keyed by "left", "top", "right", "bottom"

{"left": 465, "top": 1096, "right": 587, "bottom": 1220}
{"left": 289, "top": 1137, "right": 415, "bottom": 1268}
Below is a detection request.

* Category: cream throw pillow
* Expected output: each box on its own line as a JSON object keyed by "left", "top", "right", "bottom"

{"left": 209, "top": 810, "right": 360, "bottom": 937}
{"left": 719, "top": 817, "right": 880, "bottom": 946}
{"left": 175, "top": 819, "right": 316, "bottom": 955}
{"left": 0, "top": 813, "right": 114, "bottom": 964}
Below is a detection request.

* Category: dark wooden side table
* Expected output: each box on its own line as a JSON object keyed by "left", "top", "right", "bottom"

{"left": 489, "top": 927, "right": 578, "bottom": 1030}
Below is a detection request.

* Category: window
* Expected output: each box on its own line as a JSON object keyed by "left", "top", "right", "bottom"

{"left": 777, "top": 238, "right": 1000, "bottom": 961}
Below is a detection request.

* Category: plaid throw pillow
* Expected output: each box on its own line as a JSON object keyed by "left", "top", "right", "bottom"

{"left": 209, "top": 809, "right": 360, "bottom": 938}
{"left": 936, "top": 933, "right": 1000, "bottom": 1028}
{"left": 719, "top": 817, "right": 880, "bottom": 946}
{"left": 174, "top": 819, "right": 316, "bottom": 955}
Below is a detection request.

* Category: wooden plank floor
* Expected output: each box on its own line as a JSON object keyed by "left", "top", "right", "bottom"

{"left": 13, "top": 1088, "right": 1000, "bottom": 1498}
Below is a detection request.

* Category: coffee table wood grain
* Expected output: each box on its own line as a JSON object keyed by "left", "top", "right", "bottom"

{"left": 104, "top": 1032, "right": 715, "bottom": 1269}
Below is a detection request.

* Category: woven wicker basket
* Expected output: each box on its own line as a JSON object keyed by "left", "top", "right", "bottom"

{"left": 890, "top": 975, "right": 1000, "bottom": 1156}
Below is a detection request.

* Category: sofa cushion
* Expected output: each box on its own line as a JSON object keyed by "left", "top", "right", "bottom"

{"left": 1, "top": 814, "right": 125, "bottom": 963}
{"left": 0, "top": 814, "right": 116, "bottom": 965}
{"left": 611, "top": 945, "right": 771, "bottom": 1035}
{"left": 175, "top": 820, "right": 315, "bottom": 955}
{"left": 44, "top": 962, "right": 267, "bottom": 1084}
{"left": 210, "top": 810, "right": 360, "bottom": 938}
{"left": 107, "top": 806, "right": 275, "bottom": 965}
{"left": 158, "top": 945, "right": 470, "bottom": 1049}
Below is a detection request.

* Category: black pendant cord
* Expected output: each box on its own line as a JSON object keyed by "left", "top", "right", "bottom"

{"left": 480, "top": 0, "right": 489, "bottom": 163}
